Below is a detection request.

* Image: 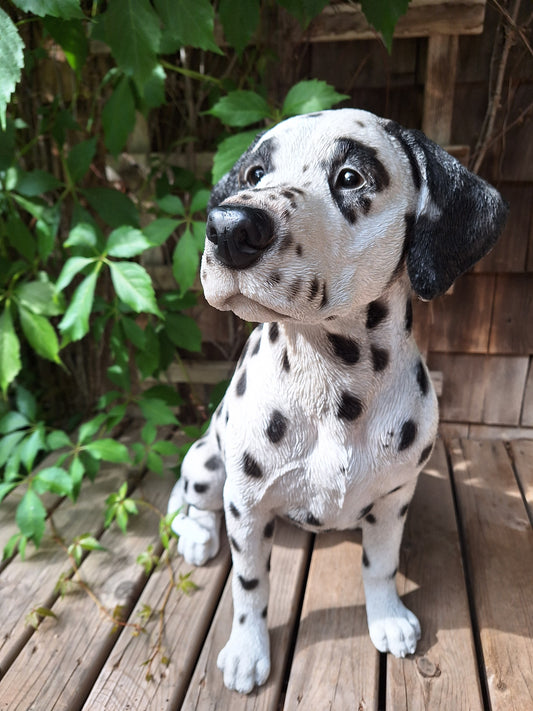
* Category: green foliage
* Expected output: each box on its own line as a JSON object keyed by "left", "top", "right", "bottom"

{"left": 360, "top": 0, "right": 410, "bottom": 51}
{"left": 0, "top": 0, "right": 404, "bottom": 561}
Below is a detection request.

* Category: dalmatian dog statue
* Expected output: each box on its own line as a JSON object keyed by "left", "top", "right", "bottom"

{"left": 167, "top": 109, "right": 507, "bottom": 694}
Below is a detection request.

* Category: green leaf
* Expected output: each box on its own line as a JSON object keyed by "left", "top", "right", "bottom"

{"left": 212, "top": 129, "right": 259, "bottom": 183}
{"left": 0, "top": 8, "right": 24, "bottom": 131}
{"left": 58, "top": 267, "right": 99, "bottom": 342}
{"left": 78, "top": 413, "right": 107, "bottom": 444}
{"left": 147, "top": 450, "right": 163, "bottom": 475}
{"left": 142, "top": 64, "right": 166, "bottom": 110}
{"left": 0, "top": 430, "right": 25, "bottom": 469}
{"left": 65, "top": 208, "right": 103, "bottom": 251}
{"left": 83, "top": 187, "right": 139, "bottom": 228}
{"left": 66, "top": 137, "right": 96, "bottom": 184}
{"left": 209, "top": 90, "right": 271, "bottom": 128}
{"left": 78, "top": 534, "right": 106, "bottom": 552}
{"left": 15, "top": 279, "right": 64, "bottom": 316}
{"left": 36, "top": 203, "right": 61, "bottom": 262}
{"left": 360, "top": 0, "right": 409, "bottom": 52}
{"left": 5, "top": 212, "right": 36, "bottom": 262}
{"left": 277, "top": 0, "right": 329, "bottom": 27}
{"left": 281, "top": 80, "right": 349, "bottom": 117}
{"left": 121, "top": 316, "right": 146, "bottom": 350}
{"left": 142, "top": 218, "right": 179, "bottom": 246}
{"left": 219, "top": 0, "right": 260, "bottom": 55}
{"left": 172, "top": 228, "right": 199, "bottom": 295}
{"left": 0, "top": 411, "right": 29, "bottom": 434}
{"left": 139, "top": 397, "right": 178, "bottom": 426}
{"left": 152, "top": 440, "right": 180, "bottom": 456}
{"left": 155, "top": 0, "right": 221, "bottom": 54}
{"left": 164, "top": 312, "right": 202, "bottom": 352}
{"left": 99, "top": 0, "right": 161, "bottom": 90}
{"left": 12, "top": 0, "right": 85, "bottom": 19}
{"left": 15, "top": 169, "right": 62, "bottom": 197}
{"left": 109, "top": 261, "right": 162, "bottom": 317}
{"left": 55, "top": 256, "right": 96, "bottom": 292}
{"left": 43, "top": 17, "right": 88, "bottom": 75}
{"left": 47, "top": 429, "right": 72, "bottom": 449}
{"left": 84, "top": 438, "right": 130, "bottom": 463}
{"left": 33, "top": 466, "right": 73, "bottom": 498}
{"left": 69, "top": 455, "right": 85, "bottom": 497}
{"left": 16, "top": 385, "right": 37, "bottom": 420}
{"left": 0, "top": 118, "right": 15, "bottom": 170}
{"left": 19, "top": 307, "right": 62, "bottom": 364}
{"left": 190, "top": 189, "right": 210, "bottom": 215}
{"left": 0, "top": 305, "right": 21, "bottom": 394}
{"left": 16, "top": 489, "right": 47, "bottom": 546}
{"left": 156, "top": 194, "right": 185, "bottom": 216}
{"left": 102, "top": 76, "right": 136, "bottom": 156}
{"left": 19, "top": 427, "right": 46, "bottom": 471}
{"left": 107, "top": 226, "right": 153, "bottom": 258}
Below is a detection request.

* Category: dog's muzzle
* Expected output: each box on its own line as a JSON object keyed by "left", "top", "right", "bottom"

{"left": 206, "top": 205, "right": 274, "bottom": 269}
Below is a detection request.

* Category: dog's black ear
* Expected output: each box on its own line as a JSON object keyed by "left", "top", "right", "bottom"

{"left": 385, "top": 122, "right": 508, "bottom": 300}
{"left": 208, "top": 132, "right": 265, "bottom": 212}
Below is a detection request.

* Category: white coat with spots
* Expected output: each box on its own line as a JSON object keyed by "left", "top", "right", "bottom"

{"left": 167, "top": 109, "right": 507, "bottom": 694}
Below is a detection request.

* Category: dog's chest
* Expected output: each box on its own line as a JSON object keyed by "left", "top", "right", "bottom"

{"left": 220, "top": 320, "right": 437, "bottom": 528}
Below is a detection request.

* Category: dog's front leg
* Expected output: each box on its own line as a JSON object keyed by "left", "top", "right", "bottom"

{"left": 217, "top": 490, "right": 275, "bottom": 693}
{"left": 361, "top": 480, "right": 421, "bottom": 658}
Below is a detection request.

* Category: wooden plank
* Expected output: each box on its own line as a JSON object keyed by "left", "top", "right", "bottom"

{"left": 306, "top": 0, "right": 486, "bottom": 42}
{"left": 0, "top": 469, "right": 174, "bottom": 711}
{"left": 283, "top": 530, "right": 379, "bottom": 710}
{"left": 82, "top": 539, "right": 231, "bottom": 710}
{"left": 450, "top": 439, "right": 533, "bottom": 711}
{"left": 422, "top": 34, "right": 459, "bottom": 145}
{"left": 489, "top": 274, "right": 533, "bottom": 355}
{"left": 520, "top": 359, "right": 533, "bottom": 428}
{"left": 387, "top": 439, "right": 483, "bottom": 710}
{"left": 426, "top": 274, "right": 495, "bottom": 354}
{"left": 181, "top": 520, "right": 312, "bottom": 710}
{"left": 0, "top": 463, "right": 127, "bottom": 680}
{"left": 468, "top": 424, "right": 533, "bottom": 441}
{"left": 428, "top": 354, "right": 529, "bottom": 425}
{"left": 509, "top": 440, "right": 533, "bottom": 519}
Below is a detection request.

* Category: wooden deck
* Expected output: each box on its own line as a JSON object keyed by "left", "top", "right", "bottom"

{"left": 0, "top": 435, "right": 532, "bottom": 710}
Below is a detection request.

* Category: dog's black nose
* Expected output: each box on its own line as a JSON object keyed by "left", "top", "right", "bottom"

{"left": 206, "top": 205, "right": 274, "bottom": 269}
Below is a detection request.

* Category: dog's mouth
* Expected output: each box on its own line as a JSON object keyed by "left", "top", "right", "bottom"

{"left": 224, "top": 294, "right": 292, "bottom": 322}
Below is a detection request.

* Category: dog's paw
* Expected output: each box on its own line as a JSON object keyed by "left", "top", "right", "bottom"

{"left": 368, "top": 602, "right": 421, "bottom": 658}
{"left": 217, "top": 626, "right": 270, "bottom": 694}
{"left": 171, "top": 507, "right": 221, "bottom": 566}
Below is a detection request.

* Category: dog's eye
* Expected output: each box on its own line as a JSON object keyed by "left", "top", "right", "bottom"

{"left": 246, "top": 166, "right": 265, "bottom": 186}
{"left": 335, "top": 168, "right": 366, "bottom": 190}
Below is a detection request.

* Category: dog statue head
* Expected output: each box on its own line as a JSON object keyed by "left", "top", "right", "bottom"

{"left": 201, "top": 109, "right": 507, "bottom": 323}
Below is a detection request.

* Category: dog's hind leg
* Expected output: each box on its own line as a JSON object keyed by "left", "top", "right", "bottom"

{"left": 167, "top": 424, "right": 226, "bottom": 566}
{"left": 360, "top": 478, "right": 421, "bottom": 658}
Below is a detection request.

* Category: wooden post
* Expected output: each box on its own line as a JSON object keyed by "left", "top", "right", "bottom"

{"left": 422, "top": 34, "right": 459, "bottom": 145}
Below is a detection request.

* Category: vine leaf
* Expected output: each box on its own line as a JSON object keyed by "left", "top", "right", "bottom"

{"left": 98, "top": 0, "right": 161, "bottom": 90}
{"left": 360, "top": 0, "right": 409, "bottom": 52}
{"left": 0, "top": 305, "right": 21, "bottom": 395}
{"left": 0, "top": 8, "right": 24, "bottom": 130}
{"left": 219, "top": 0, "right": 260, "bottom": 55}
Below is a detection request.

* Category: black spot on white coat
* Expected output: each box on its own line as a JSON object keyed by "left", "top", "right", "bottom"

{"left": 338, "top": 392, "right": 364, "bottom": 421}
{"left": 242, "top": 452, "right": 262, "bottom": 478}
{"left": 399, "top": 419, "right": 417, "bottom": 451}
{"left": 328, "top": 333, "right": 360, "bottom": 365}
{"left": 266, "top": 410, "right": 288, "bottom": 444}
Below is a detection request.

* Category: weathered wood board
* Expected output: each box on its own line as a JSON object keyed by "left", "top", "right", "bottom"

{"left": 450, "top": 439, "right": 533, "bottom": 711}
{"left": 387, "top": 439, "right": 483, "bottom": 710}
{"left": 283, "top": 530, "right": 380, "bottom": 710}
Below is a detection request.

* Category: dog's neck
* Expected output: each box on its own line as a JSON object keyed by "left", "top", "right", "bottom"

{"left": 277, "top": 276, "right": 415, "bottom": 416}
